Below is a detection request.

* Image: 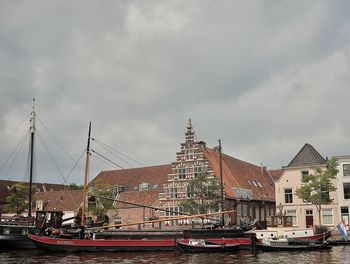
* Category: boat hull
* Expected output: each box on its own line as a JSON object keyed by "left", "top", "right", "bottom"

{"left": 177, "top": 240, "right": 240, "bottom": 253}
{"left": 257, "top": 243, "right": 331, "bottom": 251}
{"left": 27, "top": 234, "right": 251, "bottom": 252}
{"left": 27, "top": 234, "right": 178, "bottom": 252}
{"left": 0, "top": 235, "right": 35, "bottom": 250}
{"left": 257, "top": 239, "right": 332, "bottom": 251}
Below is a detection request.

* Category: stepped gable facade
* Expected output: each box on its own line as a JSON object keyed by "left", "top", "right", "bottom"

{"left": 90, "top": 120, "right": 276, "bottom": 227}
{"left": 159, "top": 120, "right": 276, "bottom": 226}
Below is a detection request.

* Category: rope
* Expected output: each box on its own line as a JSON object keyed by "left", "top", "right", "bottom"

{"left": 0, "top": 113, "right": 30, "bottom": 148}
{"left": 90, "top": 149, "right": 124, "bottom": 169}
{"left": 92, "top": 138, "right": 146, "bottom": 167}
{"left": 0, "top": 131, "right": 29, "bottom": 179}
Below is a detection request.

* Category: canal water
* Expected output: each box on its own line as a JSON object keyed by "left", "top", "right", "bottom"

{"left": 1, "top": 246, "right": 349, "bottom": 263}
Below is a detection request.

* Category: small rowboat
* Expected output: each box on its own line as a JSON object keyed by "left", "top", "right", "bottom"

{"left": 176, "top": 239, "right": 240, "bottom": 253}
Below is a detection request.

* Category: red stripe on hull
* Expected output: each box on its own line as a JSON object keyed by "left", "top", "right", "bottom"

{"left": 27, "top": 234, "right": 251, "bottom": 252}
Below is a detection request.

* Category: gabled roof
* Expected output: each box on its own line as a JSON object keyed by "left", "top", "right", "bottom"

{"left": 33, "top": 190, "right": 83, "bottom": 212}
{"left": 268, "top": 169, "right": 284, "bottom": 182}
{"left": 286, "top": 143, "right": 326, "bottom": 168}
{"left": 204, "top": 148, "right": 275, "bottom": 201}
{"left": 116, "top": 190, "right": 160, "bottom": 209}
{"left": 0, "top": 180, "right": 65, "bottom": 213}
{"left": 90, "top": 164, "right": 172, "bottom": 191}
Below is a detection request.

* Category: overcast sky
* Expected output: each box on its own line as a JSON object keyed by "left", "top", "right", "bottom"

{"left": 1, "top": 0, "right": 350, "bottom": 185}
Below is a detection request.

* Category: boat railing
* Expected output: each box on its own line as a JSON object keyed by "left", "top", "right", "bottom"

{"left": 267, "top": 216, "right": 293, "bottom": 227}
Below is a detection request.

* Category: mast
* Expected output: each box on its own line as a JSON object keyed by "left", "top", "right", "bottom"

{"left": 218, "top": 139, "right": 224, "bottom": 227}
{"left": 81, "top": 122, "right": 91, "bottom": 226}
{"left": 28, "top": 98, "right": 36, "bottom": 217}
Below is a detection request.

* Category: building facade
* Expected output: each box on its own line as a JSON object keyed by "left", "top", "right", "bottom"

{"left": 92, "top": 120, "right": 276, "bottom": 228}
{"left": 158, "top": 120, "right": 276, "bottom": 226}
{"left": 334, "top": 155, "right": 350, "bottom": 230}
{"left": 275, "top": 143, "right": 340, "bottom": 228}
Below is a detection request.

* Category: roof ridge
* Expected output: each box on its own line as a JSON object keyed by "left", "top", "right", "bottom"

{"left": 287, "top": 143, "right": 326, "bottom": 168}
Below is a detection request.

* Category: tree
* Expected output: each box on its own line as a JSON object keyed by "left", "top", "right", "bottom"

{"left": 295, "top": 157, "right": 338, "bottom": 225}
{"left": 179, "top": 172, "right": 221, "bottom": 215}
{"left": 87, "top": 181, "right": 114, "bottom": 218}
{"left": 4, "top": 183, "right": 35, "bottom": 215}
{"left": 66, "top": 183, "right": 84, "bottom": 190}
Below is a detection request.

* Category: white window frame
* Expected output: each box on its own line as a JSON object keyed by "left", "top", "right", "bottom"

{"left": 322, "top": 208, "right": 333, "bottom": 225}
{"left": 286, "top": 210, "right": 297, "bottom": 226}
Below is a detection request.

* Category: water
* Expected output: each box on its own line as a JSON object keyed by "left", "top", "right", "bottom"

{"left": 1, "top": 247, "right": 349, "bottom": 264}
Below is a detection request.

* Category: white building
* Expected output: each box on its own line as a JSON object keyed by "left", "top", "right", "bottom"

{"left": 334, "top": 155, "right": 350, "bottom": 230}
{"left": 275, "top": 143, "right": 340, "bottom": 228}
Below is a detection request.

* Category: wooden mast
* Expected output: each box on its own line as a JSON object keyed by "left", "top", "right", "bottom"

{"left": 81, "top": 122, "right": 91, "bottom": 226}
{"left": 28, "top": 98, "right": 36, "bottom": 217}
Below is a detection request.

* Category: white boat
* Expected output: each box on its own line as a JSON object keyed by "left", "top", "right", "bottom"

{"left": 252, "top": 227, "right": 330, "bottom": 242}
{"left": 257, "top": 237, "right": 331, "bottom": 251}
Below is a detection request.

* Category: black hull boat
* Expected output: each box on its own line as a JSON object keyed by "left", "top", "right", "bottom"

{"left": 0, "top": 217, "right": 35, "bottom": 250}
{"left": 177, "top": 239, "right": 240, "bottom": 253}
{"left": 257, "top": 238, "right": 331, "bottom": 251}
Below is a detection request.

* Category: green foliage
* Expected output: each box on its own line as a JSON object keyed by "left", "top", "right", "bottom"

{"left": 179, "top": 172, "right": 221, "bottom": 215}
{"left": 88, "top": 181, "right": 114, "bottom": 217}
{"left": 66, "top": 183, "right": 84, "bottom": 190}
{"left": 4, "top": 183, "right": 34, "bottom": 214}
{"left": 295, "top": 157, "right": 338, "bottom": 223}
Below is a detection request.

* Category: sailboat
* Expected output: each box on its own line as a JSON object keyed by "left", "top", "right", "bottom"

{"left": 0, "top": 99, "right": 37, "bottom": 249}
{"left": 27, "top": 123, "right": 252, "bottom": 252}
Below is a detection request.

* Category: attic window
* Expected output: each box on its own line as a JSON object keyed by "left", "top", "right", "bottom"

{"left": 258, "top": 182, "right": 263, "bottom": 188}
{"left": 247, "top": 180, "right": 252, "bottom": 186}
{"left": 139, "top": 183, "right": 150, "bottom": 191}
{"left": 252, "top": 181, "right": 258, "bottom": 187}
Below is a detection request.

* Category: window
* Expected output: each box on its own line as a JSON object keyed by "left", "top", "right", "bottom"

{"left": 178, "top": 168, "right": 186, "bottom": 179}
{"left": 284, "top": 189, "right": 293, "bottom": 204}
{"left": 322, "top": 208, "right": 333, "bottom": 225}
{"left": 344, "top": 164, "right": 350, "bottom": 176}
{"left": 194, "top": 166, "right": 202, "bottom": 177}
{"left": 185, "top": 148, "right": 194, "bottom": 160}
{"left": 169, "top": 187, "right": 178, "bottom": 198}
{"left": 187, "top": 185, "right": 194, "bottom": 198}
{"left": 139, "top": 183, "right": 149, "bottom": 191}
{"left": 306, "top": 210, "right": 313, "bottom": 216}
{"left": 321, "top": 188, "right": 330, "bottom": 201}
{"left": 343, "top": 183, "right": 350, "bottom": 199}
{"left": 286, "top": 210, "right": 297, "bottom": 226}
{"left": 301, "top": 171, "right": 309, "bottom": 181}
{"left": 341, "top": 207, "right": 349, "bottom": 215}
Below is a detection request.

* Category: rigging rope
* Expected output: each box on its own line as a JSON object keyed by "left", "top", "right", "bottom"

{"left": 90, "top": 149, "right": 124, "bottom": 169}
{"left": 0, "top": 131, "right": 29, "bottom": 180}
{"left": 92, "top": 138, "right": 146, "bottom": 167}
{"left": 36, "top": 131, "right": 67, "bottom": 183}
{"left": 0, "top": 113, "right": 30, "bottom": 149}
{"left": 36, "top": 116, "right": 85, "bottom": 171}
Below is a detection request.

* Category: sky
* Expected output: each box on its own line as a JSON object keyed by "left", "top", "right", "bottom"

{"left": 1, "top": 0, "right": 350, "bottom": 185}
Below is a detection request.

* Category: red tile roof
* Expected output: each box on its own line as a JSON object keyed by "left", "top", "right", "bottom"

{"left": 204, "top": 148, "right": 275, "bottom": 201}
{"left": 116, "top": 190, "right": 160, "bottom": 209}
{"left": 0, "top": 180, "right": 65, "bottom": 213}
{"left": 90, "top": 164, "right": 172, "bottom": 191}
{"left": 33, "top": 190, "right": 83, "bottom": 212}
{"left": 268, "top": 169, "right": 284, "bottom": 182}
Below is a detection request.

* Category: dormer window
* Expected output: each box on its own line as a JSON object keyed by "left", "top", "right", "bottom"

{"left": 139, "top": 183, "right": 149, "bottom": 191}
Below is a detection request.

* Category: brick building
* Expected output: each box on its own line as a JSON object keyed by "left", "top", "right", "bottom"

{"left": 92, "top": 120, "right": 276, "bottom": 228}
